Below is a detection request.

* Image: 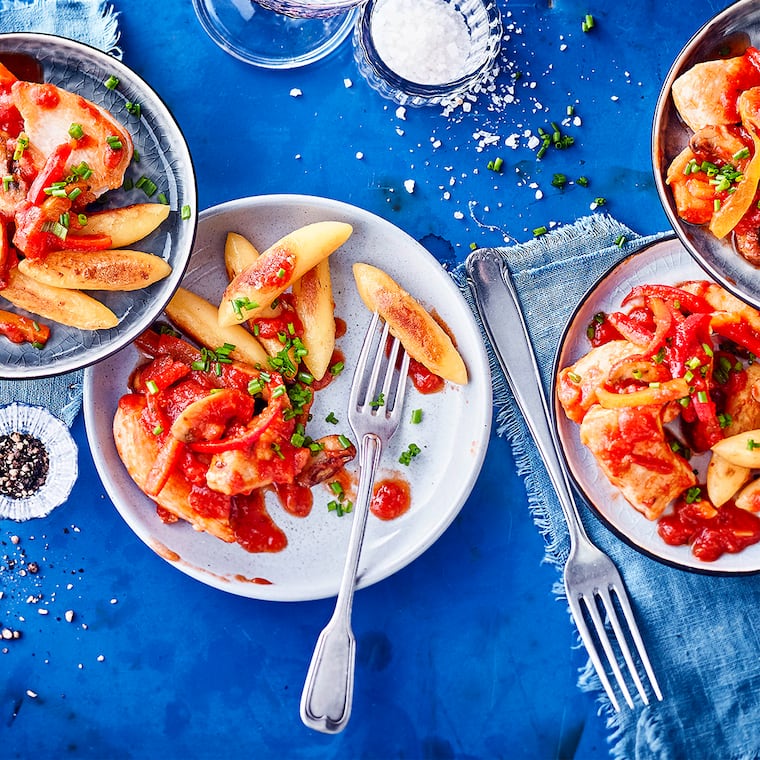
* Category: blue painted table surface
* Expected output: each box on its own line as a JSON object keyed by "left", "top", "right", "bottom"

{"left": 0, "top": 0, "right": 733, "bottom": 757}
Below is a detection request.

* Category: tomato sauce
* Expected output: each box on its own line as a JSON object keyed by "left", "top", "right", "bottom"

{"left": 409, "top": 358, "right": 444, "bottom": 394}
{"left": 658, "top": 496, "right": 760, "bottom": 561}
{"left": 370, "top": 478, "right": 411, "bottom": 521}
{"left": 229, "top": 490, "right": 288, "bottom": 553}
{"left": 241, "top": 246, "right": 296, "bottom": 290}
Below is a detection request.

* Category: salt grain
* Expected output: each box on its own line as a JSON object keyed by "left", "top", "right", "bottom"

{"left": 370, "top": 0, "right": 472, "bottom": 85}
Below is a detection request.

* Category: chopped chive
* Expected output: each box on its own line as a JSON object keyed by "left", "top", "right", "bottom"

{"left": 104, "top": 75, "right": 119, "bottom": 90}
{"left": 410, "top": 408, "right": 423, "bottom": 424}
{"left": 68, "top": 123, "right": 84, "bottom": 139}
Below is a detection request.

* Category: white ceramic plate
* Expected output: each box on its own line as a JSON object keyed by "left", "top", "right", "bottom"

{"left": 554, "top": 236, "right": 760, "bottom": 574}
{"left": 0, "top": 33, "right": 196, "bottom": 378}
{"left": 83, "top": 194, "right": 492, "bottom": 600}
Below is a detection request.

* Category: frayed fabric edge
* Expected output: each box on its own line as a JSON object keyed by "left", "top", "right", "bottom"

{"left": 0, "top": 0, "right": 123, "bottom": 58}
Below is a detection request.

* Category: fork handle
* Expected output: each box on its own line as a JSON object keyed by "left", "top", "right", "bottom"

{"left": 300, "top": 433, "right": 382, "bottom": 734}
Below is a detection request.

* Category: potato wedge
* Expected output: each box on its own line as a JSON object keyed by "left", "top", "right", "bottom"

{"left": 353, "top": 262, "right": 467, "bottom": 385}
{"left": 735, "top": 477, "right": 760, "bottom": 512}
{"left": 711, "top": 429, "right": 760, "bottom": 468}
{"left": 223, "top": 232, "right": 278, "bottom": 320}
{"left": 18, "top": 249, "right": 171, "bottom": 291}
{"left": 224, "top": 232, "right": 259, "bottom": 280}
{"left": 0, "top": 266, "right": 118, "bottom": 329}
{"left": 218, "top": 221, "right": 352, "bottom": 326}
{"left": 292, "top": 258, "right": 335, "bottom": 381}
{"left": 165, "top": 286, "right": 269, "bottom": 367}
{"left": 69, "top": 203, "right": 170, "bottom": 248}
{"left": 707, "top": 451, "right": 751, "bottom": 507}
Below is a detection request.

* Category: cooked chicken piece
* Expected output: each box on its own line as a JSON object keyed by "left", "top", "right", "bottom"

{"left": 113, "top": 394, "right": 235, "bottom": 543}
{"left": 689, "top": 124, "right": 749, "bottom": 164}
{"left": 723, "top": 362, "right": 760, "bottom": 435}
{"left": 557, "top": 339, "right": 641, "bottom": 424}
{"left": 672, "top": 53, "right": 760, "bottom": 132}
{"left": 11, "top": 81, "right": 133, "bottom": 197}
{"left": 579, "top": 404, "right": 698, "bottom": 520}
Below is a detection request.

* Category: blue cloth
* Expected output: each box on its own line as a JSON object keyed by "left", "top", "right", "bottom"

{"left": 454, "top": 214, "right": 760, "bottom": 760}
{"left": 0, "top": 0, "right": 121, "bottom": 426}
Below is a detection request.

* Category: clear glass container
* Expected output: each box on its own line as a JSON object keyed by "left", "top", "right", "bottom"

{"left": 192, "top": 0, "right": 365, "bottom": 69}
{"left": 353, "top": 0, "right": 502, "bottom": 107}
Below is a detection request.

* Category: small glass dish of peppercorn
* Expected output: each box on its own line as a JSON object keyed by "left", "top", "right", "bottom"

{"left": 0, "top": 403, "right": 78, "bottom": 521}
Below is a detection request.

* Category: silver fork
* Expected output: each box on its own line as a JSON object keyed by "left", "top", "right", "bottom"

{"left": 467, "top": 249, "right": 664, "bottom": 712}
{"left": 300, "top": 311, "right": 410, "bottom": 734}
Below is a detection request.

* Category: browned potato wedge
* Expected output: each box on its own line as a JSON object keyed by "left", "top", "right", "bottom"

{"left": 165, "top": 287, "right": 269, "bottom": 367}
{"left": 735, "top": 478, "right": 760, "bottom": 512}
{"left": 0, "top": 266, "right": 118, "bottom": 329}
{"left": 218, "top": 221, "right": 352, "bottom": 326}
{"left": 18, "top": 249, "right": 171, "bottom": 291}
{"left": 224, "top": 232, "right": 259, "bottom": 280}
{"left": 711, "top": 429, "right": 760, "bottom": 468}
{"left": 223, "top": 232, "right": 278, "bottom": 320}
{"left": 292, "top": 258, "right": 334, "bottom": 381}
{"left": 70, "top": 203, "right": 170, "bottom": 248}
{"left": 707, "top": 451, "right": 751, "bottom": 507}
{"left": 353, "top": 262, "right": 467, "bottom": 385}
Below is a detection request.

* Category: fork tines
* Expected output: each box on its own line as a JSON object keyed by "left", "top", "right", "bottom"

{"left": 351, "top": 312, "right": 410, "bottom": 420}
{"left": 571, "top": 582, "right": 664, "bottom": 712}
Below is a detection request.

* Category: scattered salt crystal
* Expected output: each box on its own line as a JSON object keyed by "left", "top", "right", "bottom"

{"left": 37, "top": 608, "right": 48, "bottom": 615}
{"left": 289, "top": 88, "right": 303, "bottom": 98}
{"left": 343, "top": 78, "right": 353, "bottom": 88}
{"left": 97, "top": 654, "right": 105, "bottom": 662}
{"left": 611, "top": 95, "right": 619, "bottom": 101}
{"left": 25, "top": 689, "right": 37, "bottom": 698}
{"left": 355, "top": 151, "right": 364, "bottom": 160}
{"left": 64, "top": 610, "right": 74, "bottom": 623}
{"left": 535, "top": 189, "right": 544, "bottom": 200}
{"left": 443, "top": 191, "right": 451, "bottom": 200}
{"left": 370, "top": 0, "right": 472, "bottom": 85}
{"left": 395, "top": 127, "right": 405, "bottom": 136}
{"left": 403, "top": 179, "right": 415, "bottom": 194}
{"left": 110, "top": 598, "right": 118, "bottom": 605}
{"left": 395, "top": 106, "right": 407, "bottom": 120}
{"left": 453, "top": 211, "right": 464, "bottom": 219}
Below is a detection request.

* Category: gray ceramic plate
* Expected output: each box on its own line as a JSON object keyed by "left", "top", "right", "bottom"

{"left": 652, "top": 0, "right": 760, "bottom": 311}
{"left": 0, "top": 33, "right": 196, "bottom": 378}
{"left": 554, "top": 237, "right": 760, "bottom": 574}
{"left": 84, "top": 194, "right": 492, "bottom": 601}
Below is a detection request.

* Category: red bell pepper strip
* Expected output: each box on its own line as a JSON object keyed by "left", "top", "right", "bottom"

{"left": 187, "top": 395, "right": 285, "bottom": 454}
{"left": 666, "top": 312, "right": 713, "bottom": 378}
{"left": 622, "top": 284, "right": 712, "bottom": 315}
{"left": 0, "top": 310, "right": 49, "bottom": 346}
{"left": 605, "top": 311, "right": 654, "bottom": 348}
{"left": 63, "top": 233, "right": 113, "bottom": 251}
{"left": 26, "top": 143, "right": 73, "bottom": 206}
{"left": 144, "top": 435, "right": 184, "bottom": 497}
{"left": 713, "top": 320, "right": 760, "bottom": 359}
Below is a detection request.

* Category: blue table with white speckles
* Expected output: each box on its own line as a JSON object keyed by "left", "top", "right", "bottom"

{"left": 0, "top": 1, "right": 728, "bottom": 757}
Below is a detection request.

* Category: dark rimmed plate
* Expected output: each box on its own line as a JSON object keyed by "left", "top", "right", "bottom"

{"left": 0, "top": 33, "right": 196, "bottom": 378}
{"left": 553, "top": 236, "right": 760, "bottom": 574}
{"left": 652, "top": 0, "right": 760, "bottom": 312}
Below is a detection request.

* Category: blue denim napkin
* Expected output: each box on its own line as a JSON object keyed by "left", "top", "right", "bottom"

{"left": 0, "top": 0, "right": 121, "bottom": 426}
{"left": 454, "top": 213, "right": 760, "bottom": 760}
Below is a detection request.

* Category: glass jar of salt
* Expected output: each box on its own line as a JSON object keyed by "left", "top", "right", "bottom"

{"left": 353, "top": 0, "right": 502, "bottom": 107}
